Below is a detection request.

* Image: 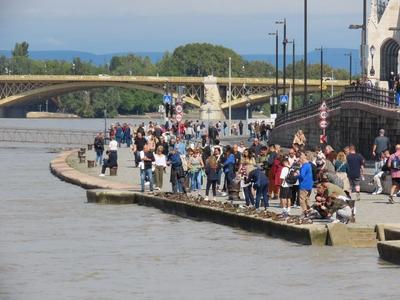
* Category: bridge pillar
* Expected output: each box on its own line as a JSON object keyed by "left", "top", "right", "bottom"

{"left": 200, "top": 76, "right": 225, "bottom": 120}
{"left": 0, "top": 107, "right": 4, "bottom": 118}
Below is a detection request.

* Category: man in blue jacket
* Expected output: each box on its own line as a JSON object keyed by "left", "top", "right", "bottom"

{"left": 298, "top": 152, "right": 314, "bottom": 215}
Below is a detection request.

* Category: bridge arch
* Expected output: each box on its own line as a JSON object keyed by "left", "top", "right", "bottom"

{"left": 0, "top": 81, "right": 201, "bottom": 108}
{"left": 380, "top": 38, "right": 400, "bottom": 81}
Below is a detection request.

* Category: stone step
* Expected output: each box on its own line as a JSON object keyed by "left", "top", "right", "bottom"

{"left": 351, "top": 238, "right": 377, "bottom": 248}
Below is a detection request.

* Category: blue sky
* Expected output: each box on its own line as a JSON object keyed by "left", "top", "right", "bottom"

{"left": 0, "top": 0, "right": 364, "bottom": 54}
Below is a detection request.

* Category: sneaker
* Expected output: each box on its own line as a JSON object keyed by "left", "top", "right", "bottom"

{"left": 388, "top": 195, "right": 395, "bottom": 204}
{"left": 376, "top": 188, "right": 383, "bottom": 195}
{"left": 204, "top": 196, "right": 209, "bottom": 201}
{"left": 99, "top": 173, "right": 105, "bottom": 177}
{"left": 221, "top": 192, "right": 228, "bottom": 197}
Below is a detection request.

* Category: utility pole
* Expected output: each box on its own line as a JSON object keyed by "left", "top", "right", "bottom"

{"left": 304, "top": 0, "right": 308, "bottom": 106}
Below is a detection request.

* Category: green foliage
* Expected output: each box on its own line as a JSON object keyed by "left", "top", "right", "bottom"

{"left": 12, "top": 41, "right": 29, "bottom": 57}
{"left": 2, "top": 41, "right": 352, "bottom": 117}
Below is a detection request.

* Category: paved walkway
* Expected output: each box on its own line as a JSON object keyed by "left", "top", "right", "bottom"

{"left": 71, "top": 147, "right": 400, "bottom": 225}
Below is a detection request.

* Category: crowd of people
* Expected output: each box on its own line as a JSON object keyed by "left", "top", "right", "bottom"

{"left": 93, "top": 119, "right": 400, "bottom": 224}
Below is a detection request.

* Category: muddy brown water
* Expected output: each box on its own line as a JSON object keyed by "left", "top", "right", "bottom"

{"left": 1, "top": 120, "right": 400, "bottom": 300}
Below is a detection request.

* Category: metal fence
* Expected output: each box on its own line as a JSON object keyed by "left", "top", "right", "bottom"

{"left": 275, "top": 86, "right": 396, "bottom": 127}
{"left": 0, "top": 127, "right": 98, "bottom": 145}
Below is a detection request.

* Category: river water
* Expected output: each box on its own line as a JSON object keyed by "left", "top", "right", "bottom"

{"left": 1, "top": 119, "right": 400, "bottom": 300}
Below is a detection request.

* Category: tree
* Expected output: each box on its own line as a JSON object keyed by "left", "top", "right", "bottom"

{"left": 12, "top": 41, "right": 29, "bottom": 57}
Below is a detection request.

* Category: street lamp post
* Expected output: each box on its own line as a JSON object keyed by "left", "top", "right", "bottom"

{"left": 370, "top": 45, "right": 376, "bottom": 77}
{"left": 72, "top": 63, "right": 76, "bottom": 75}
{"left": 315, "top": 47, "right": 324, "bottom": 100}
{"left": 268, "top": 31, "right": 279, "bottom": 113}
{"left": 228, "top": 57, "right": 232, "bottom": 136}
{"left": 287, "top": 39, "right": 296, "bottom": 102}
{"left": 103, "top": 109, "right": 107, "bottom": 144}
{"left": 345, "top": 52, "right": 353, "bottom": 84}
{"left": 304, "top": 0, "right": 308, "bottom": 106}
{"left": 276, "top": 18, "right": 287, "bottom": 96}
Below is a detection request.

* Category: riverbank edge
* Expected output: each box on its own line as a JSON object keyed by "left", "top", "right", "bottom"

{"left": 49, "top": 150, "right": 328, "bottom": 246}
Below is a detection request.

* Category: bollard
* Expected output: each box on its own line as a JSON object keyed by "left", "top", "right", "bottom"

{"left": 80, "top": 147, "right": 86, "bottom": 154}
{"left": 110, "top": 167, "right": 118, "bottom": 176}
{"left": 87, "top": 160, "right": 95, "bottom": 168}
{"left": 79, "top": 155, "right": 86, "bottom": 163}
{"left": 78, "top": 150, "right": 84, "bottom": 157}
{"left": 87, "top": 144, "right": 93, "bottom": 151}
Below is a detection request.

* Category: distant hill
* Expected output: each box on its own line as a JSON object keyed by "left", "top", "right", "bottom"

{"left": 0, "top": 48, "right": 359, "bottom": 71}
{"left": 243, "top": 48, "right": 360, "bottom": 72}
{"left": 0, "top": 50, "right": 164, "bottom": 65}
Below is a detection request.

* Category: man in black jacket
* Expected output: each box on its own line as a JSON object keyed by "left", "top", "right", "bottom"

{"left": 99, "top": 150, "right": 118, "bottom": 176}
{"left": 94, "top": 132, "right": 104, "bottom": 166}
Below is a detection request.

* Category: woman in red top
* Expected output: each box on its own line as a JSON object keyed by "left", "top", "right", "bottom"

{"left": 269, "top": 155, "right": 282, "bottom": 199}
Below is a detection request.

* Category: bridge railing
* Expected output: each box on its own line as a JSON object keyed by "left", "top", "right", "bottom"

{"left": 275, "top": 86, "right": 396, "bottom": 127}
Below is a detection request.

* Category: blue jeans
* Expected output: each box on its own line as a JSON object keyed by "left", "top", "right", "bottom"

{"left": 243, "top": 185, "right": 254, "bottom": 206}
{"left": 140, "top": 168, "right": 153, "bottom": 192}
{"left": 95, "top": 150, "right": 103, "bottom": 166}
{"left": 191, "top": 170, "right": 202, "bottom": 191}
{"left": 255, "top": 184, "right": 269, "bottom": 209}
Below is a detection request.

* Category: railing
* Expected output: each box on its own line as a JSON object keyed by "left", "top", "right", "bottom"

{"left": 0, "top": 127, "right": 98, "bottom": 145}
{"left": 275, "top": 86, "right": 396, "bottom": 127}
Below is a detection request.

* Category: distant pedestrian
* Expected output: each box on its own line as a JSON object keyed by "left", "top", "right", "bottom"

{"left": 154, "top": 146, "right": 167, "bottom": 190}
{"left": 372, "top": 129, "right": 390, "bottom": 174}
{"left": 139, "top": 144, "right": 155, "bottom": 192}
{"left": 238, "top": 120, "right": 243, "bottom": 135}
{"left": 346, "top": 145, "right": 365, "bottom": 201}
{"left": 204, "top": 155, "right": 219, "bottom": 201}
{"left": 387, "top": 144, "right": 400, "bottom": 203}
{"left": 298, "top": 152, "right": 313, "bottom": 216}
{"left": 93, "top": 132, "right": 104, "bottom": 166}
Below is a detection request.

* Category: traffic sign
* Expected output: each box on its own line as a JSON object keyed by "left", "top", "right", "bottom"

{"left": 280, "top": 95, "right": 289, "bottom": 104}
{"left": 176, "top": 113, "right": 183, "bottom": 123}
{"left": 319, "top": 101, "right": 328, "bottom": 111}
{"left": 175, "top": 104, "right": 183, "bottom": 114}
{"left": 163, "top": 94, "right": 172, "bottom": 104}
{"left": 319, "top": 111, "right": 329, "bottom": 119}
{"left": 319, "top": 120, "right": 329, "bottom": 129}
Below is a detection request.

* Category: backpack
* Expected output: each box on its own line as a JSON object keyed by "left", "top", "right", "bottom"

{"left": 391, "top": 155, "right": 400, "bottom": 170}
{"left": 285, "top": 167, "right": 298, "bottom": 185}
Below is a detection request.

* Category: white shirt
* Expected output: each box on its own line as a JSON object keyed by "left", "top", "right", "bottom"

{"left": 154, "top": 154, "right": 167, "bottom": 167}
{"left": 280, "top": 166, "right": 292, "bottom": 187}
{"left": 109, "top": 140, "right": 118, "bottom": 151}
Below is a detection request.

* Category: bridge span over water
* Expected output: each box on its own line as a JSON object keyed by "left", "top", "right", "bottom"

{"left": 0, "top": 75, "right": 348, "bottom": 119}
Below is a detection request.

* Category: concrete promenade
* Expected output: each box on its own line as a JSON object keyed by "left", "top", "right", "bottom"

{"left": 71, "top": 146, "right": 400, "bottom": 225}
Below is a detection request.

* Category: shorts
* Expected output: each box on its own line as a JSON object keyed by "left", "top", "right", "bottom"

{"left": 280, "top": 186, "right": 292, "bottom": 199}
{"left": 392, "top": 177, "right": 400, "bottom": 185}
{"left": 349, "top": 177, "right": 361, "bottom": 188}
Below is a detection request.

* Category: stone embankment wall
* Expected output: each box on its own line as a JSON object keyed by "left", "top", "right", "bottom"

{"left": 270, "top": 102, "right": 400, "bottom": 158}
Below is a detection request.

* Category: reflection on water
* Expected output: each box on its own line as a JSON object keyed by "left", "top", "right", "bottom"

{"left": 0, "top": 141, "right": 400, "bottom": 300}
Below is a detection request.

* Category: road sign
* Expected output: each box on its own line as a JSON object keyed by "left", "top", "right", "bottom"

{"left": 175, "top": 113, "right": 183, "bottom": 123}
{"left": 163, "top": 94, "right": 172, "bottom": 104}
{"left": 280, "top": 95, "right": 289, "bottom": 104}
{"left": 319, "top": 120, "right": 329, "bottom": 129}
{"left": 175, "top": 104, "right": 183, "bottom": 114}
{"left": 319, "top": 101, "right": 328, "bottom": 111}
{"left": 319, "top": 111, "right": 329, "bottom": 119}
{"left": 320, "top": 135, "right": 327, "bottom": 144}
